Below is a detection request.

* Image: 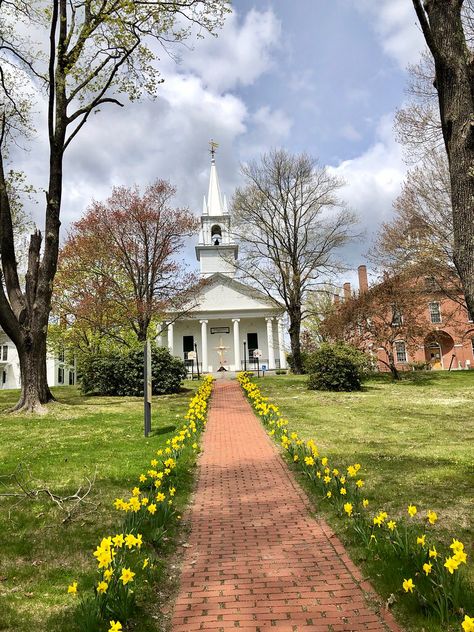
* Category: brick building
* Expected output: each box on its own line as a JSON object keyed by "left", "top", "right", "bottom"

{"left": 337, "top": 265, "right": 474, "bottom": 372}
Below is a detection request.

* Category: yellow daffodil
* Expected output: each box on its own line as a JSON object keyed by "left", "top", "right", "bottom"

{"left": 108, "top": 622, "right": 122, "bottom": 632}
{"left": 147, "top": 503, "right": 157, "bottom": 515}
{"left": 120, "top": 567, "right": 135, "bottom": 585}
{"left": 104, "top": 569, "right": 113, "bottom": 581}
{"left": 293, "top": 454, "right": 299, "bottom": 462}
{"left": 97, "top": 581, "right": 108, "bottom": 594}
{"left": 450, "top": 539, "right": 464, "bottom": 554}
{"left": 340, "top": 487, "right": 347, "bottom": 495}
{"left": 402, "top": 578, "right": 415, "bottom": 593}
{"left": 444, "top": 556, "right": 460, "bottom": 574}
{"left": 143, "top": 558, "right": 149, "bottom": 569}
{"left": 113, "top": 534, "right": 124, "bottom": 548}
{"left": 132, "top": 487, "right": 140, "bottom": 497}
{"left": 387, "top": 520, "right": 396, "bottom": 531}
{"left": 423, "top": 562, "right": 432, "bottom": 576}
{"left": 321, "top": 457, "right": 328, "bottom": 466}
{"left": 454, "top": 550, "right": 468, "bottom": 565}
{"left": 343, "top": 502, "right": 353, "bottom": 517}
{"left": 362, "top": 499, "right": 369, "bottom": 508}
{"left": 67, "top": 581, "right": 78, "bottom": 594}
{"left": 429, "top": 546, "right": 438, "bottom": 558}
{"left": 326, "top": 491, "right": 332, "bottom": 498}
{"left": 139, "top": 474, "right": 147, "bottom": 483}
{"left": 407, "top": 504, "right": 417, "bottom": 518}
{"left": 417, "top": 535, "right": 426, "bottom": 547}
{"left": 426, "top": 510, "right": 437, "bottom": 525}
{"left": 356, "top": 479, "right": 364, "bottom": 488}
{"left": 462, "top": 615, "right": 474, "bottom": 632}
{"left": 156, "top": 492, "right": 166, "bottom": 502}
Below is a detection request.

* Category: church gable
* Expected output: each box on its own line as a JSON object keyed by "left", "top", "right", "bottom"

{"left": 193, "top": 274, "right": 280, "bottom": 313}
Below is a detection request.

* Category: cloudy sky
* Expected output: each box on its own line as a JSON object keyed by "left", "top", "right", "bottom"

{"left": 16, "top": 0, "right": 427, "bottom": 288}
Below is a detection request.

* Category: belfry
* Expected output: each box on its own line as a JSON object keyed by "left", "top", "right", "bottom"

{"left": 161, "top": 145, "right": 287, "bottom": 373}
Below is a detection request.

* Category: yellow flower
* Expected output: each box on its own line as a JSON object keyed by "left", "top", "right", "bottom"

{"left": 326, "top": 491, "right": 332, "bottom": 498}
{"left": 407, "top": 504, "right": 417, "bottom": 518}
{"left": 423, "top": 562, "right": 432, "bottom": 576}
{"left": 156, "top": 492, "right": 166, "bottom": 502}
{"left": 387, "top": 520, "right": 396, "bottom": 531}
{"left": 402, "top": 578, "right": 415, "bottom": 593}
{"left": 293, "top": 454, "right": 299, "bottom": 462}
{"left": 362, "top": 499, "right": 369, "bottom": 508}
{"left": 323, "top": 476, "right": 331, "bottom": 484}
{"left": 429, "top": 546, "right": 438, "bottom": 559}
{"left": 113, "top": 534, "right": 124, "bottom": 548}
{"left": 143, "top": 558, "right": 149, "bottom": 569}
{"left": 120, "top": 567, "right": 135, "bottom": 585}
{"left": 356, "top": 479, "right": 364, "bottom": 488}
{"left": 147, "top": 503, "right": 157, "bottom": 515}
{"left": 104, "top": 569, "right": 113, "bottom": 581}
{"left": 139, "top": 474, "right": 147, "bottom": 483}
{"left": 340, "top": 487, "right": 347, "bottom": 495}
{"left": 454, "top": 550, "right": 468, "bottom": 565}
{"left": 151, "top": 459, "right": 158, "bottom": 467}
{"left": 321, "top": 457, "right": 328, "bottom": 466}
{"left": 347, "top": 465, "right": 356, "bottom": 477}
{"left": 444, "top": 556, "right": 460, "bottom": 574}
{"left": 97, "top": 581, "right": 108, "bottom": 594}
{"left": 332, "top": 468, "right": 339, "bottom": 476}
{"left": 340, "top": 476, "right": 346, "bottom": 484}
{"left": 343, "top": 502, "right": 353, "bottom": 517}
{"left": 304, "top": 456, "right": 314, "bottom": 466}
{"left": 426, "top": 510, "right": 437, "bottom": 525}
{"left": 125, "top": 534, "right": 137, "bottom": 549}
{"left": 462, "top": 615, "right": 474, "bottom": 632}
{"left": 135, "top": 534, "right": 143, "bottom": 549}
{"left": 417, "top": 534, "right": 426, "bottom": 547}
{"left": 108, "top": 622, "right": 123, "bottom": 632}
{"left": 169, "top": 487, "right": 176, "bottom": 497}
{"left": 141, "top": 497, "right": 149, "bottom": 505}
{"left": 450, "top": 539, "right": 464, "bottom": 555}
{"left": 67, "top": 581, "right": 78, "bottom": 594}
{"left": 132, "top": 487, "right": 140, "bottom": 497}
{"left": 114, "top": 498, "right": 125, "bottom": 510}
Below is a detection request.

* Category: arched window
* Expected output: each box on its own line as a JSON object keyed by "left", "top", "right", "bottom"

{"left": 211, "top": 224, "right": 222, "bottom": 245}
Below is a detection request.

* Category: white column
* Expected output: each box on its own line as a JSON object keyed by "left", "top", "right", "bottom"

{"left": 277, "top": 318, "right": 287, "bottom": 369}
{"left": 167, "top": 322, "right": 174, "bottom": 355}
{"left": 266, "top": 317, "right": 275, "bottom": 369}
{"left": 232, "top": 319, "right": 241, "bottom": 371}
{"left": 200, "top": 320, "right": 208, "bottom": 373}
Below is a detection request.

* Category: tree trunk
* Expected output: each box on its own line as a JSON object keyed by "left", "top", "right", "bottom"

{"left": 13, "top": 328, "right": 54, "bottom": 412}
{"left": 387, "top": 351, "right": 400, "bottom": 381}
{"left": 288, "top": 312, "right": 303, "bottom": 374}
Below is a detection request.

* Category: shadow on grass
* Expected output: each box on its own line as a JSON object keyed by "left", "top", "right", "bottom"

{"left": 149, "top": 424, "right": 176, "bottom": 436}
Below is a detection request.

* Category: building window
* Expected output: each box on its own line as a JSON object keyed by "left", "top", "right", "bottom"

{"left": 2, "top": 345, "right": 8, "bottom": 361}
{"left": 69, "top": 370, "right": 75, "bottom": 386}
{"left": 391, "top": 305, "right": 403, "bottom": 327}
{"left": 58, "top": 348, "right": 65, "bottom": 363}
{"left": 395, "top": 341, "right": 407, "bottom": 363}
{"left": 429, "top": 302, "right": 441, "bottom": 324}
{"left": 58, "top": 367, "right": 64, "bottom": 384}
{"left": 2, "top": 370, "right": 6, "bottom": 384}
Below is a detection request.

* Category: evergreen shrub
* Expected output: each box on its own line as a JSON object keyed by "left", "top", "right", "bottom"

{"left": 306, "top": 343, "right": 368, "bottom": 392}
{"left": 79, "top": 346, "right": 187, "bottom": 396}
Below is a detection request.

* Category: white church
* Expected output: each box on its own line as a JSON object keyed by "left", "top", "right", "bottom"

{"left": 160, "top": 150, "right": 287, "bottom": 374}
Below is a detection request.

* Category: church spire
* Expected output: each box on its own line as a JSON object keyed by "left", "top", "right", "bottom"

{"left": 206, "top": 139, "right": 226, "bottom": 216}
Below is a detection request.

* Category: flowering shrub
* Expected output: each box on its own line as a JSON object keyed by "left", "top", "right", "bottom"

{"left": 67, "top": 376, "right": 214, "bottom": 631}
{"left": 237, "top": 371, "right": 472, "bottom": 631}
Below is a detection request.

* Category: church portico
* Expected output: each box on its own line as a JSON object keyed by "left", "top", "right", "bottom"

{"left": 165, "top": 147, "right": 287, "bottom": 374}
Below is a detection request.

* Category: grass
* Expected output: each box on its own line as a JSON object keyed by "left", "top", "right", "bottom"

{"left": 255, "top": 371, "right": 474, "bottom": 632}
{"left": 0, "top": 382, "right": 201, "bottom": 632}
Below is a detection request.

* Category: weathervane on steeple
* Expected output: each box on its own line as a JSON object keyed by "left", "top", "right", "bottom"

{"left": 209, "top": 139, "right": 219, "bottom": 161}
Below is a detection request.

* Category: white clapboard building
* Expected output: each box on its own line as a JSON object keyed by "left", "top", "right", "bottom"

{"left": 0, "top": 329, "right": 76, "bottom": 390}
{"left": 161, "top": 152, "right": 287, "bottom": 374}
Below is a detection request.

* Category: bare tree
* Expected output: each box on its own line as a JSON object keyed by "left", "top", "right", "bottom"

{"left": 411, "top": 0, "right": 474, "bottom": 320}
{"left": 231, "top": 149, "right": 358, "bottom": 374}
{"left": 0, "top": 0, "right": 229, "bottom": 411}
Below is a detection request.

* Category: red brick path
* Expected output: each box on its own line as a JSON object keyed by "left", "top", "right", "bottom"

{"left": 172, "top": 381, "right": 402, "bottom": 632}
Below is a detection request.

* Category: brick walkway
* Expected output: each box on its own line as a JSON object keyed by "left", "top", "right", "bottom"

{"left": 172, "top": 381, "right": 402, "bottom": 632}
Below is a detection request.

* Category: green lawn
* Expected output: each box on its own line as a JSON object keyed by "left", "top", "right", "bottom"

{"left": 0, "top": 383, "right": 200, "bottom": 632}
{"left": 257, "top": 371, "right": 474, "bottom": 631}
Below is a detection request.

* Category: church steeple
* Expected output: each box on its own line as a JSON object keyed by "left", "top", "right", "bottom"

{"left": 196, "top": 143, "right": 238, "bottom": 278}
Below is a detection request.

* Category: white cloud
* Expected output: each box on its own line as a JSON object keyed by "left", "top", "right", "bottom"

{"left": 340, "top": 123, "right": 362, "bottom": 142}
{"left": 179, "top": 9, "right": 281, "bottom": 92}
{"left": 351, "top": 0, "right": 425, "bottom": 69}
{"left": 329, "top": 114, "right": 407, "bottom": 265}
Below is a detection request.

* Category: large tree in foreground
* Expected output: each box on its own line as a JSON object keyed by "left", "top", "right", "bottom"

{"left": 54, "top": 180, "right": 199, "bottom": 347}
{"left": 231, "top": 149, "right": 357, "bottom": 374}
{"left": 411, "top": 0, "right": 474, "bottom": 319}
{"left": 0, "top": 0, "right": 228, "bottom": 411}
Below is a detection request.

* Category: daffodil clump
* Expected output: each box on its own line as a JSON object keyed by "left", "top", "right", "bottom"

{"left": 237, "top": 372, "right": 472, "bottom": 630}
{"left": 67, "top": 376, "right": 214, "bottom": 632}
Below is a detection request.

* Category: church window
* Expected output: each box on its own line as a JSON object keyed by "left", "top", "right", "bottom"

{"left": 395, "top": 341, "right": 407, "bottom": 363}
{"left": 429, "top": 302, "right": 441, "bottom": 324}
{"left": 58, "top": 367, "right": 64, "bottom": 384}
{"left": 391, "top": 305, "right": 403, "bottom": 327}
{"left": 2, "top": 345, "right": 8, "bottom": 361}
{"left": 69, "top": 370, "right": 75, "bottom": 385}
{"left": 211, "top": 224, "right": 222, "bottom": 245}
{"left": 2, "top": 370, "right": 6, "bottom": 384}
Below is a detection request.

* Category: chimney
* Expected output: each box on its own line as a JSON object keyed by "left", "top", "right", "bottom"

{"left": 358, "top": 265, "right": 368, "bottom": 294}
{"left": 333, "top": 293, "right": 340, "bottom": 304}
{"left": 343, "top": 282, "right": 351, "bottom": 300}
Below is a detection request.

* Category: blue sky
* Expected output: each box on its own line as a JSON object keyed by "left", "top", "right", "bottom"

{"left": 17, "top": 0, "right": 427, "bottom": 287}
